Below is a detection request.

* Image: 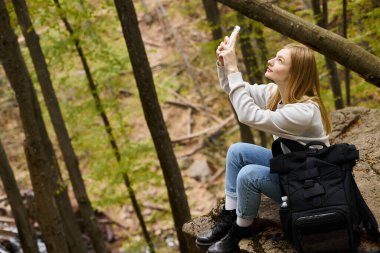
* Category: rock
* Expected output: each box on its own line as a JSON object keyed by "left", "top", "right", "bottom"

{"left": 183, "top": 107, "right": 380, "bottom": 252}
{"left": 186, "top": 158, "right": 213, "bottom": 183}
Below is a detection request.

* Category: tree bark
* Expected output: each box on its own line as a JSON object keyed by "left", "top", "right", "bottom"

{"left": 312, "top": 0, "right": 344, "bottom": 109}
{"left": 11, "top": 0, "right": 109, "bottom": 252}
{"left": 237, "top": 14, "right": 268, "bottom": 147}
{"left": 11, "top": 4, "right": 87, "bottom": 250}
{"left": 0, "top": 140, "right": 40, "bottom": 253}
{"left": 202, "top": 4, "right": 255, "bottom": 144}
{"left": 342, "top": 0, "right": 351, "bottom": 106}
{"left": 0, "top": 1, "right": 69, "bottom": 252}
{"left": 215, "top": 0, "right": 380, "bottom": 87}
{"left": 52, "top": 0, "right": 153, "bottom": 251}
{"left": 238, "top": 15, "right": 260, "bottom": 85}
{"left": 113, "top": 0, "right": 191, "bottom": 252}
{"left": 235, "top": 16, "right": 258, "bottom": 144}
{"left": 202, "top": 0, "right": 223, "bottom": 40}
{"left": 252, "top": 23, "right": 269, "bottom": 79}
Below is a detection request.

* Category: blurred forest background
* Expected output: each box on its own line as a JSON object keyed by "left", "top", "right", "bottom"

{"left": 0, "top": 0, "right": 379, "bottom": 252}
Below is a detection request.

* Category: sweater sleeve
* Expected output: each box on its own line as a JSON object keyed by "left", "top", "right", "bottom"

{"left": 217, "top": 65, "right": 274, "bottom": 109}
{"left": 217, "top": 63, "right": 231, "bottom": 93}
{"left": 228, "top": 72, "right": 317, "bottom": 137}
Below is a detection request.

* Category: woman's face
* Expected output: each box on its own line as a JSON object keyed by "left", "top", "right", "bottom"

{"left": 265, "top": 48, "right": 292, "bottom": 85}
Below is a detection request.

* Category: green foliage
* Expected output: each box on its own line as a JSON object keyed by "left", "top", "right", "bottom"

{"left": 348, "top": 0, "right": 380, "bottom": 55}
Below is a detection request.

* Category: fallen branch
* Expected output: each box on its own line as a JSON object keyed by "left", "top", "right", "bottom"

{"left": 168, "top": 89, "right": 223, "bottom": 123}
{"left": 142, "top": 204, "right": 169, "bottom": 212}
{"left": 177, "top": 139, "right": 205, "bottom": 158}
{"left": 143, "top": 39, "right": 164, "bottom": 48}
{"left": 171, "top": 114, "right": 235, "bottom": 143}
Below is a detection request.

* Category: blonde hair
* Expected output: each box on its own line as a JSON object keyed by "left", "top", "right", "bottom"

{"left": 267, "top": 43, "right": 332, "bottom": 134}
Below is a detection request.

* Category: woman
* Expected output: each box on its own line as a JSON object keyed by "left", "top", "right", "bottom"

{"left": 196, "top": 36, "right": 331, "bottom": 253}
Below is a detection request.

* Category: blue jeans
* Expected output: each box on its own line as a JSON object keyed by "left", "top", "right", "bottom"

{"left": 225, "top": 143, "right": 282, "bottom": 219}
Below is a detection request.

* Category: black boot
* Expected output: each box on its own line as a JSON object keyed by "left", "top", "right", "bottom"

{"left": 207, "top": 222, "right": 251, "bottom": 253}
{"left": 196, "top": 208, "right": 237, "bottom": 249}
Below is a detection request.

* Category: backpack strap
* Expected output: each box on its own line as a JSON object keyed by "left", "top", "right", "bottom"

{"left": 352, "top": 177, "right": 380, "bottom": 242}
{"left": 271, "top": 138, "right": 306, "bottom": 197}
{"left": 271, "top": 137, "right": 305, "bottom": 157}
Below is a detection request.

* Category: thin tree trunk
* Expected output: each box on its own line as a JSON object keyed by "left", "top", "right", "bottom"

{"left": 0, "top": 2, "right": 69, "bottom": 252}
{"left": 113, "top": 1, "right": 191, "bottom": 253}
{"left": 252, "top": 23, "right": 269, "bottom": 79}
{"left": 238, "top": 15, "right": 260, "bottom": 85}
{"left": 231, "top": 104, "right": 255, "bottom": 144}
{"left": 325, "top": 57, "right": 344, "bottom": 108}
{"left": 202, "top": 3, "right": 254, "bottom": 143}
{"left": 237, "top": 14, "right": 269, "bottom": 147}
{"left": 251, "top": 22, "right": 269, "bottom": 147}
{"left": 52, "top": 0, "right": 154, "bottom": 252}
{"left": 234, "top": 17, "right": 257, "bottom": 144}
{"left": 11, "top": 0, "right": 109, "bottom": 252}
{"left": 215, "top": 0, "right": 380, "bottom": 87}
{"left": 312, "top": 0, "right": 344, "bottom": 109}
{"left": 202, "top": 0, "right": 223, "bottom": 40}
{"left": 342, "top": 0, "right": 350, "bottom": 105}
{"left": 0, "top": 140, "right": 40, "bottom": 253}
{"left": 2, "top": 2, "right": 86, "bottom": 252}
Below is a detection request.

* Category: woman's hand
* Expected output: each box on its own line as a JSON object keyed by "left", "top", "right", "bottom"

{"left": 216, "top": 36, "right": 239, "bottom": 75}
{"left": 216, "top": 38, "right": 226, "bottom": 66}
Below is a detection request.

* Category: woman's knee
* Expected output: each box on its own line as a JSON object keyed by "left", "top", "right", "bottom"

{"left": 236, "top": 165, "right": 272, "bottom": 190}
{"left": 226, "top": 142, "right": 244, "bottom": 160}
{"left": 236, "top": 165, "right": 256, "bottom": 188}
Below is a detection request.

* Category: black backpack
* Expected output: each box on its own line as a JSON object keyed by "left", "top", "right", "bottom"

{"left": 270, "top": 138, "right": 380, "bottom": 253}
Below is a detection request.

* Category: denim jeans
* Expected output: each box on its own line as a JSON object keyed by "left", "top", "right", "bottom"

{"left": 225, "top": 142, "right": 282, "bottom": 219}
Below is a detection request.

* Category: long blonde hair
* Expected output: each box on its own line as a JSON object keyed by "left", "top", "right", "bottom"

{"left": 267, "top": 43, "right": 332, "bottom": 134}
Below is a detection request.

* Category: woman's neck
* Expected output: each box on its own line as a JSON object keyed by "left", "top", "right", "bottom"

{"left": 277, "top": 81, "right": 288, "bottom": 102}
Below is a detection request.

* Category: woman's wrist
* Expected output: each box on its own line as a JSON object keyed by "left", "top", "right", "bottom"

{"left": 226, "top": 66, "right": 239, "bottom": 75}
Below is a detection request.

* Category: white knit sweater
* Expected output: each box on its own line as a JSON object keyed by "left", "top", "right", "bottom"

{"left": 217, "top": 65, "right": 330, "bottom": 146}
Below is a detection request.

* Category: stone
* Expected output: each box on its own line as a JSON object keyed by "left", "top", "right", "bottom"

{"left": 186, "top": 158, "right": 213, "bottom": 183}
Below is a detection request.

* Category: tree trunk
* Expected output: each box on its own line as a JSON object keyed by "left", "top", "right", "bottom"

{"left": 0, "top": 140, "right": 40, "bottom": 253}
{"left": 202, "top": 0, "right": 223, "bottom": 40}
{"left": 312, "top": 0, "right": 344, "bottom": 109}
{"left": 113, "top": 1, "right": 191, "bottom": 253}
{"left": 235, "top": 17, "right": 258, "bottom": 144}
{"left": 237, "top": 14, "right": 268, "bottom": 147}
{"left": 342, "top": 0, "right": 351, "bottom": 106}
{"left": 215, "top": 0, "right": 380, "bottom": 87}
{"left": 14, "top": 21, "right": 86, "bottom": 253}
{"left": 202, "top": 4, "right": 254, "bottom": 143}
{"left": 11, "top": 0, "right": 109, "bottom": 252}
{"left": 252, "top": 23, "right": 269, "bottom": 147}
{"left": 2, "top": 2, "right": 84, "bottom": 252}
{"left": 52, "top": 0, "right": 153, "bottom": 251}
{"left": 231, "top": 103, "right": 255, "bottom": 144}
{"left": 0, "top": 2, "right": 69, "bottom": 252}
{"left": 238, "top": 15, "right": 260, "bottom": 85}
{"left": 252, "top": 23, "right": 269, "bottom": 79}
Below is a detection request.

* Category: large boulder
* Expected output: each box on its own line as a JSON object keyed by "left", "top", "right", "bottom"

{"left": 183, "top": 107, "right": 380, "bottom": 253}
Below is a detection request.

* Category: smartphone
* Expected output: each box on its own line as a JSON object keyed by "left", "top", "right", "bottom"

{"left": 227, "top": 25, "right": 240, "bottom": 48}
